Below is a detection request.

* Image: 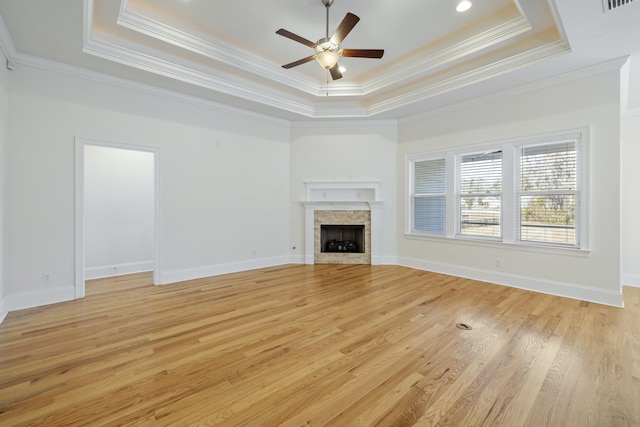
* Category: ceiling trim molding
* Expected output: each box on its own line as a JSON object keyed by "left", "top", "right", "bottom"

{"left": 114, "top": 1, "right": 533, "bottom": 101}
{"left": 370, "top": 39, "right": 571, "bottom": 116}
{"left": 7, "top": 47, "right": 291, "bottom": 127}
{"left": 363, "top": 16, "right": 533, "bottom": 95}
{"left": 0, "top": 14, "right": 16, "bottom": 61}
{"left": 77, "top": 0, "right": 574, "bottom": 119}
{"left": 82, "top": 36, "right": 315, "bottom": 117}
{"left": 291, "top": 119, "right": 397, "bottom": 129}
{"left": 310, "top": 106, "right": 370, "bottom": 119}
{"left": 399, "top": 56, "right": 628, "bottom": 125}
{"left": 116, "top": 0, "right": 319, "bottom": 96}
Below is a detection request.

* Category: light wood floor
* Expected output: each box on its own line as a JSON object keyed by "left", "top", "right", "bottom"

{"left": 0, "top": 265, "right": 638, "bottom": 426}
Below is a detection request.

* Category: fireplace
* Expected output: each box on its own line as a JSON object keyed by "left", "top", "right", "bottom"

{"left": 321, "top": 224, "right": 365, "bottom": 253}
{"left": 303, "top": 181, "right": 383, "bottom": 265}
{"left": 314, "top": 210, "right": 370, "bottom": 264}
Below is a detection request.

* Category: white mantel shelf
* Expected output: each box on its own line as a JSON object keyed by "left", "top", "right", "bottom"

{"left": 302, "top": 200, "right": 384, "bottom": 209}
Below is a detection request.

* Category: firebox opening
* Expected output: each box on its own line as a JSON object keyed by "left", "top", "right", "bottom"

{"left": 321, "top": 224, "right": 365, "bottom": 253}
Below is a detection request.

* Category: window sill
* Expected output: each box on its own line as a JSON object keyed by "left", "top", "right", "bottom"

{"left": 403, "top": 232, "right": 591, "bottom": 258}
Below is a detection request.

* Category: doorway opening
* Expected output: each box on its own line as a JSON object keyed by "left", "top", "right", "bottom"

{"left": 75, "top": 138, "right": 160, "bottom": 299}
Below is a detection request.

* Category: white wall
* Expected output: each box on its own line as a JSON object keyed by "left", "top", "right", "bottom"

{"left": 0, "top": 52, "right": 8, "bottom": 322}
{"left": 4, "top": 65, "right": 290, "bottom": 310}
{"left": 0, "top": 60, "right": 630, "bottom": 315}
{"left": 84, "top": 145, "right": 155, "bottom": 279}
{"left": 398, "top": 70, "right": 622, "bottom": 306}
{"left": 289, "top": 122, "right": 398, "bottom": 263}
{"left": 622, "top": 113, "right": 640, "bottom": 287}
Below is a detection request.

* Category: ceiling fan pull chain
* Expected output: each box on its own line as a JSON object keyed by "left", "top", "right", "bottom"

{"left": 326, "top": 69, "right": 330, "bottom": 96}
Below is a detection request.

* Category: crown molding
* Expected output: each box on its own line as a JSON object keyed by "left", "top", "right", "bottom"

{"left": 0, "top": 14, "right": 16, "bottom": 61}
{"left": 116, "top": 0, "right": 319, "bottom": 96}
{"left": 1, "top": 2, "right": 592, "bottom": 122}
{"left": 83, "top": 36, "right": 315, "bottom": 117}
{"left": 364, "top": 16, "right": 532, "bottom": 95}
{"left": 399, "top": 56, "right": 628, "bottom": 125}
{"left": 372, "top": 39, "right": 571, "bottom": 117}
{"left": 80, "top": 0, "right": 575, "bottom": 119}
{"left": 291, "top": 119, "right": 397, "bottom": 129}
{"left": 115, "top": 1, "right": 532, "bottom": 101}
{"left": 7, "top": 46, "right": 292, "bottom": 127}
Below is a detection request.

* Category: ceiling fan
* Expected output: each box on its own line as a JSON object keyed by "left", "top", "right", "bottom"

{"left": 276, "top": 0, "right": 384, "bottom": 80}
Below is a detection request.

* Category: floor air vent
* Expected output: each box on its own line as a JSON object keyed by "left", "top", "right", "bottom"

{"left": 603, "top": 0, "right": 635, "bottom": 12}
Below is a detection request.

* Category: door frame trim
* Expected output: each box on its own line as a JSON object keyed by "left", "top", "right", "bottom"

{"left": 75, "top": 137, "right": 161, "bottom": 299}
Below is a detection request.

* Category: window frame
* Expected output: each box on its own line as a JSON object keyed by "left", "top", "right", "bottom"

{"left": 408, "top": 154, "right": 448, "bottom": 236}
{"left": 405, "top": 129, "right": 590, "bottom": 253}
{"left": 456, "top": 150, "right": 504, "bottom": 241}
{"left": 515, "top": 139, "right": 581, "bottom": 248}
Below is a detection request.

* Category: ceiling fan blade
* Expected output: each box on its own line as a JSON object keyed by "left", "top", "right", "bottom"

{"left": 282, "top": 56, "right": 316, "bottom": 69}
{"left": 329, "top": 64, "right": 343, "bottom": 80}
{"left": 342, "top": 49, "right": 385, "bottom": 59}
{"left": 330, "top": 13, "right": 360, "bottom": 44}
{"left": 276, "top": 29, "right": 316, "bottom": 48}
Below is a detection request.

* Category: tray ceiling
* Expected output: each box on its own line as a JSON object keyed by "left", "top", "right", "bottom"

{"left": 0, "top": 0, "right": 639, "bottom": 120}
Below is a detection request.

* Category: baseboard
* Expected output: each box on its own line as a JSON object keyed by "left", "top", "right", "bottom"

{"left": 289, "top": 254, "right": 306, "bottom": 264}
{"left": 160, "top": 256, "right": 291, "bottom": 285}
{"left": 397, "top": 257, "right": 623, "bottom": 308}
{"left": 373, "top": 256, "right": 398, "bottom": 265}
{"left": 0, "top": 297, "right": 7, "bottom": 324}
{"left": 294, "top": 255, "right": 398, "bottom": 265}
{"left": 622, "top": 273, "right": 640, "bottom": 288}
{"left": 6, "top": 287, "right": 76, "bottom": 312}
{"left": 85, "top": 261, "right": 155, "bottom": 280}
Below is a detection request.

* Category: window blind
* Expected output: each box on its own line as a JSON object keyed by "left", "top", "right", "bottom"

{"left": 413, "top": 159, "right": 446, "bottom": 234}
{"left": 519, "top": 141, "right": 578, "bottom": 246}
{"left": 459, "top": 151, "right": 502, "bottom": 238}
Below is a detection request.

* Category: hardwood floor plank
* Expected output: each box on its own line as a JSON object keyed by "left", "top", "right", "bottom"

{"left": 0, "top": 265, "right": 639, "bottom": 426}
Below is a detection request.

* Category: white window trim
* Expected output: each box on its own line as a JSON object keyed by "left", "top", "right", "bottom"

{"left": 406, "top": 152, "right": 447, "bottom": 236}
{"left": 455, "top": 149, "right": 504, "bottom": 241}
{"left": 405, "top": 128, "right": 591, "bottom": 254}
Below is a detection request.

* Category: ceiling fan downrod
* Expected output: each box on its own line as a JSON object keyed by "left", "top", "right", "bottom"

{"left": 322, "top": 0, "right": 334, "bottom": 39}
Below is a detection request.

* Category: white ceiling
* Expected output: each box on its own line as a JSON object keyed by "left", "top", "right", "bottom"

{"left": 0, "top": 0, "right": 639, "bottom": 121}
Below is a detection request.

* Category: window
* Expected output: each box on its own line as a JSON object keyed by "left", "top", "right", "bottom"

{"left": 412, "top": 158, "right": 446, "bottom": 235}
{"left": 407, "top": 130, "right": 586, "bottom": 250}
{"left": 459, "top": 151, "right": 502, "bottom": 238}
{"left": 518, "top": 141, "right": 578, "bottom": 246}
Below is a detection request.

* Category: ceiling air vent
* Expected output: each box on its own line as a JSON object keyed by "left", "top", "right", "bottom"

{"left": 602, "top": 0, "right": 635, "bottom": 12}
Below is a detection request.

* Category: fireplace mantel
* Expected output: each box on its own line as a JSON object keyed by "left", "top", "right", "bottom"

{"left": 304, "top": 181, "right": 382, "bottom": 203}
{"left": 302, "top": 182, "right": 383, "bottom": 265}
{"left": 302, "top": 201, "right": 384, "bottom": 210}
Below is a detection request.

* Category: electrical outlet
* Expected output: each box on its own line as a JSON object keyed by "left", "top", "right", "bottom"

{"left": 42, "top": 272, "right": 52, "bottom": 283}
{"left": 496, "top": 258, "right": 503, "bottom": 268}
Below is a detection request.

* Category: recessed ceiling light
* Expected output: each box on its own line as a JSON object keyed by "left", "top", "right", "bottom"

{"left": 339, "top": 66, "right": 346, "bottom": 73}
{"left": 456, "top": 0, "right": 472, "bottom": 12}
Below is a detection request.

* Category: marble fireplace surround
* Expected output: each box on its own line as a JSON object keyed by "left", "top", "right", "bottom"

{"left": 303, "top": 182, "right": 383, "bottom": 265}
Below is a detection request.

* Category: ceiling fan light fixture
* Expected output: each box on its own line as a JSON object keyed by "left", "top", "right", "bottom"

{"left": 456, "top": 0, "right": 472, "bottom": 12}
{"left": 316, "top": 50, "right": 340, "bottom": 69}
